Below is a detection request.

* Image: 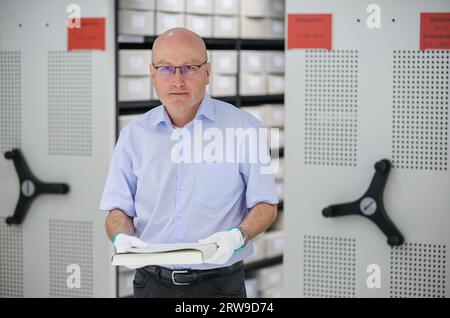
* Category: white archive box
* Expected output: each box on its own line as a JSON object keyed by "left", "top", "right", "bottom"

{"left": 119, "top": 77, "right": 152, "bottom": 101}
{"left": 266, "top": 51, "right": 285, "bottom": 74}
{"left": 241, "top": 0, "right": 270, "bottom": 18}
{"left": 211, "top": 75, "right": 236, "bottom": 96}
{"left": 245, "top": 234, "right": 266, "bottom": 264}
{"left": 213, "top": 16, "right": 239, "bottom": 38}
{"left": 264, "top": 230, "right": 284, "bottom": 258}
{"left": 268, "top": 19, "right": 284, "bottom": 39}
{"left": 118, "top": 270, "right": 136, "bottom": 298}
{"left": 264, "top": 104, "right": 284, "bottom": 127}
{"left": 119, "top": 50, "right": 151, "bottom": 76}
{"left": 156, "top": 12, "right": 185, "bottom": 35}
{"left": 210, "top": 50, "right": 237, "bottom": 74}
{"left": 275, "top": 181, "right": 284, "bottom": 201}
{"left": 119, "top": 114, "right": 140, "bottom": 132}
{"left": 271, "top": 157, "right": 284, "bottom": 181}
{"left": 214, "top": 0, "right": 239, "bottom": 16}
{"left": 257, "top": 264, "right": 283, "bottom": 291}
{"left": 245, "top": 277, "right": 259, "bottom": 298}
{"left": 240, "top": 51, "right": 266, "bottom": 73}
{"left": 270, "top": 128, "right": 284, "bottom": 149}
{"left": 156, "top": 0, "right": 185, "bottom": 12}
{"left": 186, "top": 0, "right": 213, "bottom": 15}
{"left": 119, "top": 10, "right": 155, "bottom": 36}
{"left": 260, "top": 286, "right": 283, "bottom": 298}
{"left": 119, "top": 0, "right": 155, "bottom": 11}
{"left": 186, "top": 14, "right": 213, "bottom": 38}
{"left": 268, "top": 0, "right": 285, "bottom": 18}
{"left": 240, "top": 106, "right": 267, "bottom": 123}
{"left": 271, "top": 211, "right": 284, "bottom": 231}
{"left": 279, "top": 129, "right": 284, "bottom": 148}
{"left": 267, "top": 75, "right": 285, "bottom": 95}
{"left": 152, "top": 85, "right": 159, "bottom": 100}
{"left": 240, "top": 74, "right": 267, "bottom": 96}
{"left": 240, "top": 17, "right": 268, "bottom": 39}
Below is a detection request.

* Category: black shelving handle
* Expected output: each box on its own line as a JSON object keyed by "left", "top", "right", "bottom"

{"left": 322, "top": 159, "right": 404, "bottom": 247}
{"left": 4, "top": 149, "right": 70, "bottom": 225}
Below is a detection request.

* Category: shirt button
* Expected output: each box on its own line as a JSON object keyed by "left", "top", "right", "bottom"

{"left": 180, "top": 186, "right": 183, "bottom": 191}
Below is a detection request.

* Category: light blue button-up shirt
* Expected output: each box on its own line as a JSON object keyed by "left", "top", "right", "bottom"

{"left": 100, "top": 93, "right": 278, "bottom": 270}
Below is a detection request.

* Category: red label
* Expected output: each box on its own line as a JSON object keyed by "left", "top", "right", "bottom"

{"left": 68, "top": 18, "right": 105, "bottom": 51}
{"left": 287, "top": 14, "right": 332, "bottom": 50}
{"left": 420, "top": 13, "right": 450, "bottom": 50}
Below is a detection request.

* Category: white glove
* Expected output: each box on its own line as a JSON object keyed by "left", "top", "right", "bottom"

{"left": 113, "top": 233, "right": 148, "bottom": 253}
{"left": 198, "top": 229, "right": 244, "bottom": 265}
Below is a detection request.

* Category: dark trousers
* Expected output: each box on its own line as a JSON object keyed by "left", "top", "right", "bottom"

{"left": 133, "top": 261, "right": 247, "bottom": 298}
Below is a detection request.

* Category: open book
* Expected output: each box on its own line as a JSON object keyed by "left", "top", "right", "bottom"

{"left": 111, "top": 243, "right": 218, "bottom": 269}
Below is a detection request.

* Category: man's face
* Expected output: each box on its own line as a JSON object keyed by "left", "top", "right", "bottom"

{"left": 150, "top": 41, "right": 210, "bottom": 117}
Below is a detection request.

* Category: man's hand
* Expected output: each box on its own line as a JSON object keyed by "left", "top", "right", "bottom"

{"left": 198, "top": 229, "right": 244, "bottom": 264}
{"left": 113, "top": 233, "right": 147, "bottom": 253}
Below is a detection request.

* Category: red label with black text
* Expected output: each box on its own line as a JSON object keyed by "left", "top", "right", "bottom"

{"left": 420, "top": 13, "right": 450, "bottom": 50}
{"left": 68, "top": 17, "right": 105, "bottom": 51}
{"left": 287, "top": 14, "right": 332, "bottom": 50}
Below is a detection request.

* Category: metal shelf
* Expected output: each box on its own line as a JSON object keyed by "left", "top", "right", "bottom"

{"left": 278, "top": 200, "right": 284, "bottom": 211}
{"left": 240, "top": 39, "right": 285, "bottom": 50}
{"left": 239, "top": 94, "right": 284, "bottom": 107}
{"left": 118, "top": 36, "right": 285, "bottom": 51}
{"left": 118, "top": 100, "right": 160, "bottom": 115}
{"left": 244, "top": 255, "right": 283, "bottom": 276}
{"left": 270, "top": 147, "right": 284, "bottom": 160}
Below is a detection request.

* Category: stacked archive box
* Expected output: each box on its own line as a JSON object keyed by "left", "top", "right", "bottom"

{"left": 240, "top": 51, "right": 285, "bottom": 96}
{"left": 240, "top": 0, "right": 285, "bottom": 39}
{"left": 118, "top": 49, "right": 153, "bottom": 101}
{"left": 118, "top": 0, "right": 284, "bottom": 39}
{"left": 209, "top": 50, "right": 237, "bottom": 96}
{"left": 240, "top": 103, "right": 285, "bottom": 298}
{"left": 118, "top": 0, "right": 285, "bottom": 101}
{"left": 118, "top": 0, "right": 240, "bottom": 38}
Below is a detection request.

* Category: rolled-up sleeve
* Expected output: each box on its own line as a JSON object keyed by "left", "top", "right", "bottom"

{"left": 99, "top": 127, "right": 137, "bottom": 217}
{"left": 239, "top": 120, "right": 279, "bottom": 209}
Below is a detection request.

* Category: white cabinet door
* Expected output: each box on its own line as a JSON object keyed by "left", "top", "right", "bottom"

{"left": 0, "top": 0, "right": 116, "bottom": 297}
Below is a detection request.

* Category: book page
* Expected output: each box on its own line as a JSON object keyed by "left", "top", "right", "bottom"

{"left": 123, "top": 242, "right": 216, "bottom": 254}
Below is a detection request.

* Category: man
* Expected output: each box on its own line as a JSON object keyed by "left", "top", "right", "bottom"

{"left": 100, "top": 28, "right": 278, "bottom": 298}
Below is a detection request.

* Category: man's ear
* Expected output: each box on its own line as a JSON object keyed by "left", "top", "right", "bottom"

{"left": 205, "top": 63, "right": 211, "bottom": 84}
{"left": 149, "top": 64, "right": 155, "bottom": 80}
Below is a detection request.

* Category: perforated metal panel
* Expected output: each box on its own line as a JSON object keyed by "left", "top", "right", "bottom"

{"left": 49, "top": 220, "right": 93, "bottom": 298}
{"left": 392, "top": 50, "right": 449, "bottom": 171}
{"left": 390, "top": 242, "right": 446, "bottom": 298}
{"left": 304, "top": 50, "right": 358, "bottom": 167}
{"left": 285, "top": 0, "right": 450, "bottom": 298}
{"left": 303, "top": 235, "right": 356, "bottom": 298}
{"left": 48, "top": 51, "right": 92, "bottom": 157}
{"left": 0, "top": 217, "right": 23, "bottom": 298}
{"left": 0, "top": 51, "right": 21, "bottom": 152}
{"left": 0, "top": 0, "right": 116, "bottom": 297}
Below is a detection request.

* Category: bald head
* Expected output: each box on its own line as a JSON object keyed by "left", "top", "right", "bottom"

{"left": 152, "top": 28, "right": 207, "bottom": 65}
{"left": 149, "top": 28, "right": 211, "bottom": 127}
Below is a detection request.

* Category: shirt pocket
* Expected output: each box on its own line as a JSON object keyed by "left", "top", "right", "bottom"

{"left": 194, "top": 163, "right": 240, "bottom": 209}
{"left": 134, "top": 162, "right": 162, "bottom": 219}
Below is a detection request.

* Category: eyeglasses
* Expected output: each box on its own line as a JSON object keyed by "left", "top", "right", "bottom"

{"left": 152, "top": 61, "right": 208, "bottom": 79}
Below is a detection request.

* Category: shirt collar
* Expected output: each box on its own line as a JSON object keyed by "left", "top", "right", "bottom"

{"left": 148, "top": 93, "right": 215, "bottom": 128}
{"left": 194, "top": 93, "right": 215, "bottom": 122}
{"left": 148, "top": 104, "right": 173, "bottom": 128}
